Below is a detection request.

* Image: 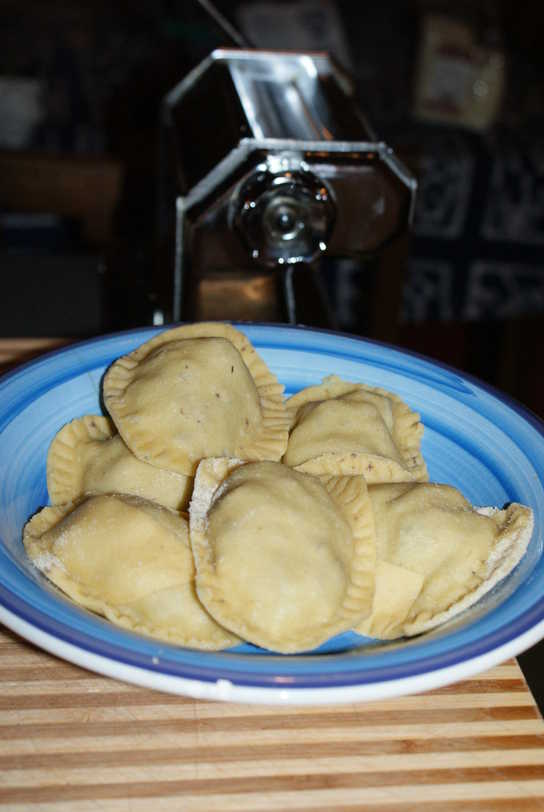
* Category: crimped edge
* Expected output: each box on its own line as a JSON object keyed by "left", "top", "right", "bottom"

{"left": 318, "top": 473, "right": 376, "bottom": 624}
{"left": 189, "top": 458, "right": 376, "bottom": 653}
{"left": 103, "top": 322, "right": 289, "bottom": 475}
{"left": 46, "top": 415, "right": 115, "bottom": 505}
{"left": 402, "top": 502, "right": 534, "bottom": 637}
{"left": 294, "top": 452, "right": 417, "bottom": 484}
{"left": 286, "top": 375, "right": 428, "bottom": 482}
{"left": 23, "top": 495, "right": 239, "bottom": 651}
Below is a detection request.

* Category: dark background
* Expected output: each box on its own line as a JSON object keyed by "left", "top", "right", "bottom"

{"left": 0, "top": 0, "right": 543, "bottom": 704}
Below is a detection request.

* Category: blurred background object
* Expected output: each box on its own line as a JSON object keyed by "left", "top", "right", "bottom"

{"left": 413, "top": 5, "right": 505, "bottom": 131}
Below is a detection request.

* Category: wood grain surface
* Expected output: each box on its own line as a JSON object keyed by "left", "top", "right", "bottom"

{"left": 2, "top": 338, "right": 544, "bottom": 810}
{"left": 1, "top": 625, "right": 544, "bottom": 811}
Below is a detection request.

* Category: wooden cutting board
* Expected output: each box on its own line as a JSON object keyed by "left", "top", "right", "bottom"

{"left": 1, "top": 624, "right": 544, "bottom": 811}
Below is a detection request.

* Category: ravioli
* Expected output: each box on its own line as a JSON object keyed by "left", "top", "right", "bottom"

{"left": 189, "top": 459, "right": 375, "bottom": 653}
{"left": 103, "top": 323, "right": 288, "bottom": 475}
{"left": 23, "top": 493, "right": 239, "bottom": 649}
{"left": 20, "top": 319, "right": 536, "bottom": 655}
{"left": 284, "top": 375, "right": 427, "bottom": 483}
{"left": 354, "top": 482, "right": 533, "bottom": 638}
{"left": 47, "top": 415, "right": 193, "bottom": 510}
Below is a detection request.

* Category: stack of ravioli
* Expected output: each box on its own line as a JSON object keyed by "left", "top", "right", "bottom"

{"left": 23, "top": 323, "right": 534, "bottom": 653}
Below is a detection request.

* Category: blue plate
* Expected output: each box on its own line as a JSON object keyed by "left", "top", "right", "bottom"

{"left": 0, "top": 324, "right": 543, "bottom": 704}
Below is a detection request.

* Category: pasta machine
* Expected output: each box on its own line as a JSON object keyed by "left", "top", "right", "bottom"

{"left": 157, "top": 45, "right": 416, "bottom": 329}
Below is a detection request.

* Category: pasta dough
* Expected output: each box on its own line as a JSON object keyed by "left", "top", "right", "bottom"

{"left": 354, "top": 482, "right": 533, "bottom": 638}
{"left": 47, "top": 415, "right": 193, "bottom": 510}
{"left": 23, "top": 493, "right": 239, "bottom": 649}
{"left": 284, "top": 375, "right": 427, "bottom": 483}
{"left": 103, "top": 323, "right": 288, "bottom": 475}
{"left": 189, "top": 459, "right": 376, "bottom": 653}
{"left": 356, "top": 560, "right": 424, "bottom": 640}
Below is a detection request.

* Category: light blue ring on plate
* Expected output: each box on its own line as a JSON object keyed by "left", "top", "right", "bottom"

{"left": 0, "top": 323, "right": 542, "bottom": 691}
